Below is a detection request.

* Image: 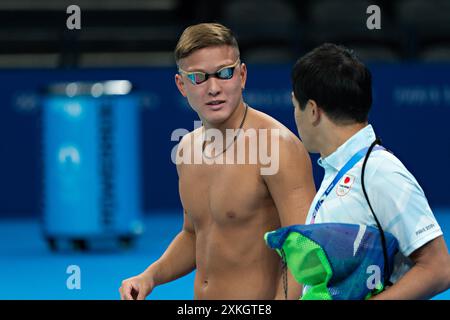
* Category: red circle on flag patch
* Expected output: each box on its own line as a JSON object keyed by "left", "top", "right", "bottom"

{"left": 344, "top": 177, "right": 350, "bottom": 184}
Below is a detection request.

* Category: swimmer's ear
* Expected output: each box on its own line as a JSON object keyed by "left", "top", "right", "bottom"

{"left": 239, "top": 62, "right": 247, "bottom": 90}
{"left": 175, "top": 74, "right": 187, "bottom": 97}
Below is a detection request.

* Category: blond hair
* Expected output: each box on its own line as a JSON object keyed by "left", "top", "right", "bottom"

{"left": 174, "top": 23, "right": 240, "bottom": 64}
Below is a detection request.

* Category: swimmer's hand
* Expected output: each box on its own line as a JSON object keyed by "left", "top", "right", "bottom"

{"left": 119, "top": 274, "right": 154, "bottom": 300}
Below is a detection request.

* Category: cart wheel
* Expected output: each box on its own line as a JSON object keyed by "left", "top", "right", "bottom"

{"left": 47, "top": 237, "right": 58, "bottom": 251}
{"left": 72, "top": 239, "right": 88, "bottom": 251}
{"left": 118, "top": 236, "right": 134, "bottom": 249}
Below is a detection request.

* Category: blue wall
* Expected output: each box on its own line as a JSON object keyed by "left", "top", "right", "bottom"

{"left": 0, "top": 63, "right": 449, "bottom": 217}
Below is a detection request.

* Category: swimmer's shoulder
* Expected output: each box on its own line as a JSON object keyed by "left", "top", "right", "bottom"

{"left": 175, "top": 127, "right": 203, "bottom": 173}
{"left": 249, "top": 106, "right": 312, "bottom": 178}
{"left": 248, "top": 106, "right": 305, "bottom": 149}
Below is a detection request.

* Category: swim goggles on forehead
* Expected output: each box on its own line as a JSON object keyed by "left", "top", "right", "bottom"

{"left": 178, "top": 59, "right": 241, "bottom": 85}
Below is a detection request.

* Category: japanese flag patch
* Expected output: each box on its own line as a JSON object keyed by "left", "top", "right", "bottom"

{"left": 336, "top": 174, "right": 355, "bottom": 196}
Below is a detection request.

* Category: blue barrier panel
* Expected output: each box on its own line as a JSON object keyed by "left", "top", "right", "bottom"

{"left": 0, "top": 64, "right": 449, "bottom": 217}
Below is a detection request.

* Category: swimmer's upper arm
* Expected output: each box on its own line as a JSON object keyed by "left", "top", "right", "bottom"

{"left": 175, "top": 133, "right": 196, "bottom": 235}
{"left": 175, "top": 132, "right": 190, "bottom": 177}
{"left": 262, "top": 131, "right": 316, "bottom": 227}
{"left": 182, "top": 209, "right": 196, "bottom": 234}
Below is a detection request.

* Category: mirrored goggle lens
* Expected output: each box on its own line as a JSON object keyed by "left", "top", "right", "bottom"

{"left": 217, "top": 67, "right": 234, "bottom": 79}
{"left": 186, "top": 66, "right": 236, "bottom": 85}
{"left": 188, "top": 73, "right": 207, "bottom": 84}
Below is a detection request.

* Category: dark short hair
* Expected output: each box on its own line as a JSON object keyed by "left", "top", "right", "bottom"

{"left": 291, "top": 43, "right": 372, "bottom": 124}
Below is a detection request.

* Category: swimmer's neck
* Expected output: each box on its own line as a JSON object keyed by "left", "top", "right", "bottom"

{"left": 318, "top": 122, "right": 368, "bottom": 158}
{"left": 202, "top": 101, "right": 248, "bottom": 133}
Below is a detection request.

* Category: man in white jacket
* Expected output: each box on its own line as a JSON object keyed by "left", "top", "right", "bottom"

{"left": 290, "top": 43, "right": 450, "bottom": 299}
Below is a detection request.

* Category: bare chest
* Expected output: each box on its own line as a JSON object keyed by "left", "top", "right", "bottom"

{"left": 178, "top": 162, "right": 271, "bottom": 228}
